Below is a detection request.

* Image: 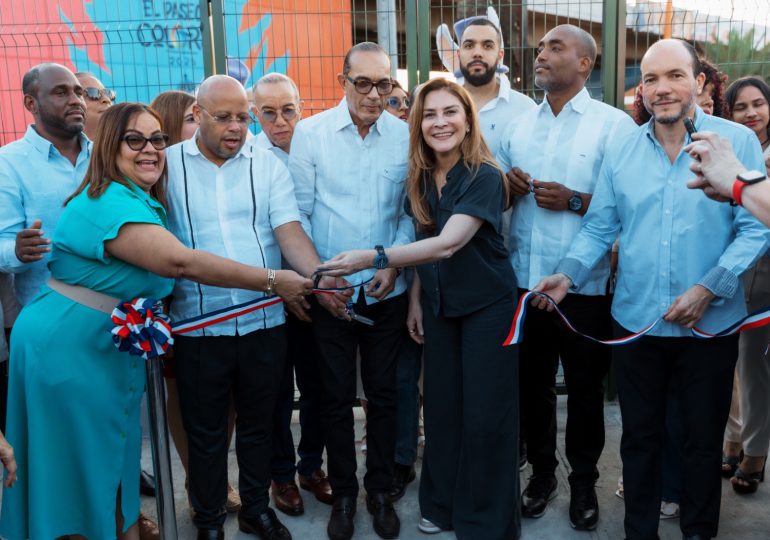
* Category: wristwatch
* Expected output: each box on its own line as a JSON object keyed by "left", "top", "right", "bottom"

{"left": 568, "top": 191, "right": 583, "bottom": 212}
{"left": 732, "top": 170, "right": 766, "bottom": 206}
{"left": 373, "top": 245, "right": 389, "bottom": 269}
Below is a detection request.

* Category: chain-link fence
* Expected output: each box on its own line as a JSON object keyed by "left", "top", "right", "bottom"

{"left": 2, "top": 1, "right": 770, "bottom": 144}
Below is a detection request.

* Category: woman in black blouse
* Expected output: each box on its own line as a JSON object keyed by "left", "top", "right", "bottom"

{"left": 318, "top": 77, "right": 520, "bottom": 540}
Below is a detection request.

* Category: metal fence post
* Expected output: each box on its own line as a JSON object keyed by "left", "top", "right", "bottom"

{"left": 417, "top": 0, "right": 431, "bottom": 84}
{"left": 406, "top": 0, "right": 419, "bottom": 89}
{"left": 602, "top": 0, "right": 627, "bottom": 109}
{"left": 209, "top": 0, "right": 228, "bottom": 75}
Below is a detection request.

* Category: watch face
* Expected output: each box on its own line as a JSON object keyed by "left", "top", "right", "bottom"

{"left": 738, "top": 170, "right": 767, "bottom": 184}
{"left": 569, "top": 195, "right": 583, "bottom": 211}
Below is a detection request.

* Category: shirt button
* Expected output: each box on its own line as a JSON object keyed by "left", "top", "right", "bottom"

{"left": 661, "top": 302, "right": 667, "bottom": 307}
{"left": 662, "top": 241, "right": 669, "bottom": 246}
{"left": 664, "top": 209, "right": 671, "bottom": 215}
{"left": 667, "top": 180, "right": 673, "bottom": 185}
{"left": 661, "top": 272, "right": 667, "bottom": 277}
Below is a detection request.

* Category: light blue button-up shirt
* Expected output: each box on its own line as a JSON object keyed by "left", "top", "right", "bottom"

{"left": 498, "top": 87, "right": 636, "bottom": 294}
{"left": 249, "top": 131, "right": 290, "bottom": 166}
{"left": 289, "top": 99, "right": 412, "bottom": 304}
{"left": 165, "top": 137, "right": 301, "bottom": 336}
{"left": 557, "top": 109, "right": 770, "bottom": 337}
{"left": 0, "top": 125, "right": 91, "bottom": 305}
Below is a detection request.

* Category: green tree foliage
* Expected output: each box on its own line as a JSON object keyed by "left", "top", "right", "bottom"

{"left": 701, "top": 28, "right": 770, "bottom": 85}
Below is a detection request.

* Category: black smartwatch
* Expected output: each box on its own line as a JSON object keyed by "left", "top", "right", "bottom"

{"left": 373, "top": 245, "right": 389, "bottom": 269}
{"left": 568, "top": 191, "right": 583, "bottom": 212}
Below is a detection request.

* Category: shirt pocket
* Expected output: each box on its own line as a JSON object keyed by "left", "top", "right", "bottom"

{"left": 379, "top": 165, "right": 408, "bottom": 209}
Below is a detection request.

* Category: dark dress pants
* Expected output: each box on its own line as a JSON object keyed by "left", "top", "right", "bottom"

{"left": 613, "top": 322, "right": 738, "bottom": 540}
{"left": 394, "top": 333, "right": 422, "bottom": 467}
{"left": 518, "top": 290, "right": 612, "bottom": 486}
{"left": 175, "top": 327, "right": 286, "bottom": 529}
{"left": 419, "top": 294, "right": 521, "bottom": 540}
{"left": 311, "top": 292, "right": 406, "bottom": 497}
{"left": 271, "top": 311, "right": 325, "bottom": 481}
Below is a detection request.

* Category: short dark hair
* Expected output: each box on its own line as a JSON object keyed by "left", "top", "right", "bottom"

{"left": 343, "top": 42, "right": 389, "bottom": 76}
{"left": 461, "top": 18, "right": 502, "bottom": 47}
{"left": 22, "top": 63, "right": 73, "bottom": 97}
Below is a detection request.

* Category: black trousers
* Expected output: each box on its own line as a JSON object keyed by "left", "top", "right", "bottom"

{"left": 271, "top": 311, "right": 326, "bottom": 481}
{"left": 175, "top": 327, "right": 286, "bottom": 529}
{"left": 311, "top": 292, "right": 406, "bottom": 497}
{"left": 418, "top": 294, "right": 520, "bottom": 540}
{"left": 613, "top": 321, "right": 738, "bottom": 540}
{"left": 518, "top": 289, "right": 612, "bottom": 485}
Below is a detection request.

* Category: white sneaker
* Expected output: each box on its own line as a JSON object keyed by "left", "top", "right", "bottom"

{"left": 660, "top": 500, "right": 680, "bottom": 519}
{"left": 418, "top": 517, "right": 444, "bottom": 534}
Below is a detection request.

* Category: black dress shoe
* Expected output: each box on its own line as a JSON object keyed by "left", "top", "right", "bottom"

{"left": 196, "top": 528, "right": 224, "bottom": 540}
{"left": 327, "top": 495, "right": 356, "bottom": 540}
{"left": 569, "top": 484, "right": 599, "bottom": 530}
{"left": 366, "top": 492, "right": 400, "bottom": 539}
{"left": 388, "top": 462, "right": 416, "bottom": 501}
{"left": 238, "top": 508, "right": 292, "bottom": 540}
{"left": 521, "top": 474, "right": 557, "bottom": 518}
{"left": 140, "top": 470, "right": 156, "bottom": 497}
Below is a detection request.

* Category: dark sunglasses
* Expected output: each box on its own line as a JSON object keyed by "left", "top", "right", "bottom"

{"left": 83, "top": 87, "right": 116, "bottom": 102}
{"left": 345, "top": 76, "right": 393, "bottom": 96}
{"left": 259, "top": 107, "right": 298, "bottom": 123}
{"left": 385, "top": 96, "right": 410, "bottom": 109}
{"left": 122, "top": 133, "right": 170, "bottom": 151}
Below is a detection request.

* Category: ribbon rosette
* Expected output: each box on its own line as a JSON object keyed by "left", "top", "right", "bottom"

{"left": 111, "top": 298, "right": 174, "bottom": 359}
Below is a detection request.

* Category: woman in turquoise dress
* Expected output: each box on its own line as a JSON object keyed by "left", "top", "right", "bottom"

{"left": 0, "top": 103, "right": 313, "bottom": 540}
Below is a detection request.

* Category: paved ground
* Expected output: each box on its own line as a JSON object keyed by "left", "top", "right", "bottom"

{"left": 138, "top": 397, "right": 770, "bottom": 539}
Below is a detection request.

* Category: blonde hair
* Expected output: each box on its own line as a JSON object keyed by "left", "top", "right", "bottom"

{"left": 406, "top": 78, "right": 508, "bottom": 231}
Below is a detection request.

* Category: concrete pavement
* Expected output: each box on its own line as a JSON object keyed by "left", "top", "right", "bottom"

{"left": 140, "top": 398, "right": 770, "bottom": 539}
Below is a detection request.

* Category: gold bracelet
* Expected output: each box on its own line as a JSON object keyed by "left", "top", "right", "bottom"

{"left": 266, "top": 268, "right": 276, "bottom": 295}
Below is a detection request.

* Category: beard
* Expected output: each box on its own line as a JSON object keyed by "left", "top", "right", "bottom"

{"left": 39, "top": 106, "right": 84, "bottom": 137}
{"left": 460, "top": 61, "right": 497, "bottom": 87}
{"left": 650, "top": 94, "right": 694, "bottom": 125}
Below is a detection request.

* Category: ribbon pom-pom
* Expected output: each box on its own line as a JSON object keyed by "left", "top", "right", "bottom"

{"left": 111, "top": 298, "right": 174, "bottom": 359}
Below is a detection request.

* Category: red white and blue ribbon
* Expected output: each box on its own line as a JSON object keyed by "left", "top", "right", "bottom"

{"left": 111, "top": 278, "right": 370, "bottom": 358}
{"left": 503, "top": 291, "right": 770, "bottom": 347}
{"left": 111, "top": 298, "right": 174, "bottom": 359}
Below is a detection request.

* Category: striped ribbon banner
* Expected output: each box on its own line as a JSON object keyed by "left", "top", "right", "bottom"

{"left": 503, "top": 291, "right": 770, "bottom": 347}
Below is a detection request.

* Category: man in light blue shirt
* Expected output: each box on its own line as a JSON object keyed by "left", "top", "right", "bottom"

{"left": 289, "top": 42, "right": 410, "bottom": 540}
{"left": 0, "top": 63, "right": 91, "bottom": 306}
{"left": 250, "top": 73, "right": 302, "bottom": 167}
{"left": 533, "top": 40, "right": 769, "bottom": 540}
{"left": 251, "top": 72, "right": 335, "bottom": 516}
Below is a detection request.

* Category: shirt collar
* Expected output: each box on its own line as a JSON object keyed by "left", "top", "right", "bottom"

{"left": 123, "top": 177, "right": 167, "bottom": 222}
{"left": 333, "top": 97, "right": 384, "bottom": 136}
{"left": 24, "top": 124, "right": 92, "bottom": 160}
{"left": 539, "top": 86, "right": 591, "bottom": 115}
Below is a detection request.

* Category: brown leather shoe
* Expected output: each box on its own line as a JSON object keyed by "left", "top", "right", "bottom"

{"left": 137, "top": 512, "right": 160, "bottom": 540}
{"left": 271, "top": 479, "right": 304, "bottom": 516}
{"left": 299, "top": 469, "right": 334, "bottom": 505}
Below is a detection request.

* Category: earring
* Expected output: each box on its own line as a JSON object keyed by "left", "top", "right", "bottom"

{"left": 466, "top": 126, "right": 470, "bottom": 133}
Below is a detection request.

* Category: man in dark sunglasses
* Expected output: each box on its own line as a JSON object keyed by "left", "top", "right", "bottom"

{"left": 75, "top": 72, "right": 116, "bottom": 141}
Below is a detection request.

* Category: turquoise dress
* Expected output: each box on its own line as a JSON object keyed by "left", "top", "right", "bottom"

{"left": 0, "top": 181, "right": 174, "bottom": 540}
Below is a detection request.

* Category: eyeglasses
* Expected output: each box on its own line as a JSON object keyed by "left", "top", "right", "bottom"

{"left": 385, "top": 96, "right": 410, "bottom": 109}
{"left": 258, "top": 106, "right": 298, "bottom": 123}
{"left": 122, "top": 133, "right": 170, "bottom": 151}
{"left": 345, "top": 76, "right": 393, "bottom": 96}
{"left": 83, "top": 87, "right": 116, "bottom": 102}
{"left": 199, "top": 106, "right": 253, "bottom": 127}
